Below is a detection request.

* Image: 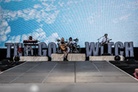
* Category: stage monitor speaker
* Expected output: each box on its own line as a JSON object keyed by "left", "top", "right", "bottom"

{"left": 114, "top": 55, "right": 121, "bottom": 61}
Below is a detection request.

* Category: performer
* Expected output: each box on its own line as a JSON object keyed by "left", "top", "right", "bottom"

{"left": 67, "top": 37, "right": 74, "bottom": 53}
{"left": 68, "top": 37, "right": 74, "bottom": 45}
{"left": 17, "top": 44, "right": 23, "bottom": 56}
{"left": 101, "top": 34, "right": 111, "bottom": 54}
{"left": 24, "top": 36, "right": 34, "bottom": 56}
{"left": 59, "top": 37, "right": 69, "bottom": 61}
{"left": 101, "top": 34, "right": 111, "bottom": 45}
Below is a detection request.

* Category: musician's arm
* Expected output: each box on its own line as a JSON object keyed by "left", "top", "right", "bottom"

{"left": 101, "top": 38, "right": 105, "bottom": 44}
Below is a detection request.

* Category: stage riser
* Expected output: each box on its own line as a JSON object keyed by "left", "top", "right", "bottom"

{"left": 20, "top": 56, "right": 48, "bottom": 61}
{"left": 68, "top": 54, "right": 86, "bottom": 61}
{"left": 51, "top": 54, "right": 86, "bottom": 61}
{"left": 20, "top": 55, "right": 124, "bottom": 61}
{"left": 89, "top": 56, "right": 124, "bottom": 61}
{"left": 51, "top": 54, "right": 63, "bottom": 61}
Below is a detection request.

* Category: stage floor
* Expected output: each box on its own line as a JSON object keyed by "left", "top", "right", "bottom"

{"left": 0, "top": 61, "right": 138, "bottom": 92}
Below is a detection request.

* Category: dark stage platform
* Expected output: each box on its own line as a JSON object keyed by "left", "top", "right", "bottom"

{"left": 0, "top": 61, "right": 138, "bottom": 92}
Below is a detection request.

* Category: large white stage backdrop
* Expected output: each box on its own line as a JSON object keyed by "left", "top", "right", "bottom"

{"left": 0, "top": 0, "right": 138, "bottom": 48}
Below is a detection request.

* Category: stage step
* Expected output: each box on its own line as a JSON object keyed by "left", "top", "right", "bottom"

{"left": 89, "top": 55, "right": 124, "bottom": 61}
{"left": 20, "top": 56, "right": 48, "bottom": 61}
{"left": 51, "top": 53, "right": 86, "bottom": 61}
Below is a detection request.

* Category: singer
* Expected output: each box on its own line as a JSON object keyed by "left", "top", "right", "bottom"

{"left": 101, "top": 33, "right": 112, "bottom": 55}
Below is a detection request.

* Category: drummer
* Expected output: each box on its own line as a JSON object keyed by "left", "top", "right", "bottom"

{"left": 67, "top": 37, "right": 74, "bottom": 52}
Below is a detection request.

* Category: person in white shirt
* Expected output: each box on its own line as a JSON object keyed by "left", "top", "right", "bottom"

{"left": 101, "top": 34, "right": 111, "bottom": 45}
{"left": 67, "top": 37, "right": 74, "bottom": 52}
{"left": 101, "top": 34, "right": 111, "bottom": 54}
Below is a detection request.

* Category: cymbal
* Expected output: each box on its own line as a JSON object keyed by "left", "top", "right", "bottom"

{"left": 74, "top": 38, "right": 78, "bottom": 42}
{"left": 57, "top": 39, "right": 60, "bottom": 42}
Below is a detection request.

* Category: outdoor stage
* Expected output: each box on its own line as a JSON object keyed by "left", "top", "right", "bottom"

{"left": 0, "top": 61, "right": 138, "bottom": 92}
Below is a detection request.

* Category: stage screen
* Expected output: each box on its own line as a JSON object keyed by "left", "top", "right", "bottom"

{"left": 0, "top": 0, "right": 138, "bottom": 48}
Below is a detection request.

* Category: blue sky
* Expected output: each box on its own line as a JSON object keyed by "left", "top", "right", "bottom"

{"left": 0, "top": 0, "right": 138, "bottom": 48}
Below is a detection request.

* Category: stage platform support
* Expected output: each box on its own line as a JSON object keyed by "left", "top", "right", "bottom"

{"left": 51, "top": 54, "right": 64, "bottom": 61}
{"left": 89, "top": 55, "right": 124, "bottom": 61}
{"left": 19, "top": 55, "right": 124, "bottom": 61}
{"left": 51, "top": 53, "right": 86, "bottom": 61}
{"left": 68, "top": 53, "right": 86, "bottom": 61}
{"left": 20, "top": 56, "right": 48, "bottom": 61}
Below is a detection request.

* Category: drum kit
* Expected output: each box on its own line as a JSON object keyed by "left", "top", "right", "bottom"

{"left": 56, "top": 38, "right": 80, "bottom": 53}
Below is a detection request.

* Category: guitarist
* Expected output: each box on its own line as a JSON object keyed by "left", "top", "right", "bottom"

{"left": 59, "top": 37, "right": 69, "bottom": 61}
{"left": 101, "top": 34, "right": 112, "bottom": 55}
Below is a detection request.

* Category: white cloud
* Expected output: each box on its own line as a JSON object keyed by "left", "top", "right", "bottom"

{"left": 22, "top": 34, "right": 28, "bottom": 41}
{"left": 0, "top": 0, "right": 83, "bottom": 44}
{"left": 123, "top": 1, "right": 138, "bottom": 10}
{"left": 39, "top": 24, "right": 43, "bottom": 27}
{"left": 1, "top": 20, "right": 8, "bottom": 27}
{"left": 14, "top": 35, "right": 21, "bottom": 42}
{"left": 44, "top": 10, "right": 59, "bottom": 24}
{"left": 32, "top": 28, "right": 46, "bottom": 41}
{"left": 8, "top": 11, "right": 17, "bottom": 18}
{"left": 113, "top": 14, "right": 131, "bottom": 23}
{"left": 112, "top": 19, "right": 118, "bottom": 24}
{"left": 66, "top": 0, "right": 83, "bottom": 6}
{"left": 0, "top": 20, "right": 11, "bottom": 41}
{"left": 19, "top": 7, "right": 59, "bottom": 24}
{"left": 33, "top": 4, "right": 42, "bottom": 9}
{"left": 0, "top": 35, "right": 7, "bottom": 42}
{"left": 119, "top": 14, "right": 131, "bottom": 21}
{"left": 0, "top": 1, "right": 60, "bottom": 43}
{"left": 6, "top": 28, "right": 60, "bottom": 45}
{"left": 5, "top": 26, "right": 11, "bottom": 34}
{"left": 86, "top": 12, "right": 101, "bottom": 24}
{"left": 1, "top": 1, "right": 59, "bottom": 24}
{"left": 0, "top": 0, "right": 22, "bottom": 3}
{"left": 17, "top": 10, "right": 23, "bottom": 16}
{"left": 45, "top": 32, "right": 59, "bottom": 44}
{"left": 67, "top": 0, "right": 74, "bottom": 6}
{"left": 58, "top": 2, "right": 64, "bottom": 7}
{"left": 42, "top": 2, "right": 57, "bottom": 11}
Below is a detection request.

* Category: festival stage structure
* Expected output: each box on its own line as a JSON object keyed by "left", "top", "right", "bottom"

{"left": 0, "top": 41, "right": 137, "bottom": 92}
{"left": 0, "top": 60, "right": 138, "bottom": 92}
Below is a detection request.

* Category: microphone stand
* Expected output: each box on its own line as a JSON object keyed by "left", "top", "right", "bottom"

{"left": 97, "top": 36, "right": 104, "bottom": 42}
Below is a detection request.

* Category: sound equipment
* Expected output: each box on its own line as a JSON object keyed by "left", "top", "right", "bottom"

{"left": 23, "top": 40, "right": 38, "bottom": 56}
{"left": 23, "top": 40, "right": 38, "bottom": 43}
{"left": 23, "top": 40, "right": 38, "bottom": 46}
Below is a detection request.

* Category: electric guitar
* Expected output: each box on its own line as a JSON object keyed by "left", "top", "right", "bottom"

{"left": 101, "top": 39, "right": 112, "bottom": 46}
{"left": 60, "top": 44, "right": 67, "bottom": 51}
